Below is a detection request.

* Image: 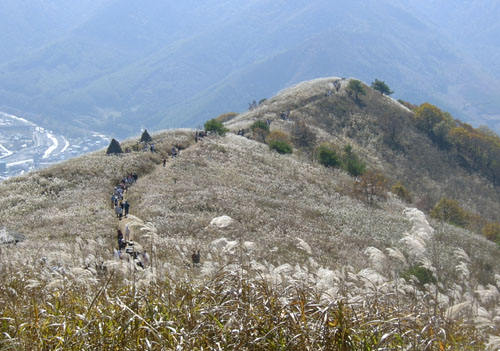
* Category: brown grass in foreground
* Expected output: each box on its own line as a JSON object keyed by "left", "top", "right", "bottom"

{"left": 0, "top": 268, "right": 484, "bottom": 350}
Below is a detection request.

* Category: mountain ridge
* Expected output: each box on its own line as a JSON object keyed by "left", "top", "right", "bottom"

{"left": 1, "top": 1, "right": 500, "bottom": 136}
{"left": 1, "top": 78, "right": 500, "bottom": 347}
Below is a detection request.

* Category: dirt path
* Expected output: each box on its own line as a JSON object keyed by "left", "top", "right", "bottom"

{"left": 111, "top": 137, "right": 203, "bottom": 259}
{"left": 117, "top": 215, "right": 139, "bottom": 241}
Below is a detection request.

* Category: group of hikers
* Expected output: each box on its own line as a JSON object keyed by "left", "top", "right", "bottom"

{"left": 108, "top": 141, "right": 202, "bottom": 269}
{"left": 111, "top": 173, "right": 137, "bottom": 220}
{"left": 194, "top": 130, "right": 207, "bottom": 143}
{"left": 114, "top": 227, "right": 149, "bottom": 268}
{"left": 109, "top": 171, "right": 149, "bottom": 266}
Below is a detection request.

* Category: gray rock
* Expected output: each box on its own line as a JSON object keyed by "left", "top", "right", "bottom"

{"left": 0, "top": 227, "right": 25, "bottom": 245}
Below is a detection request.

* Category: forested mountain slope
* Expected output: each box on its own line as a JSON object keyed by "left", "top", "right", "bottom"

{"left": 1, "top": 1, "right": 500, "bottom": 136}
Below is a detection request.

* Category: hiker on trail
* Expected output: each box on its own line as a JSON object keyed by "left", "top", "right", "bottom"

{"left": 163, "top": 158, "right": 166, "bottom": 167}
{"left": 195, "top": 131, "right": 198, "bottom": 143}
{"left": 116, "top": 186, "right": 123, "bottom": 199}
{"left": 125, "top": 224, "right": 130, "bottom": 241}
{"left": 133, "top": 173, "right": 138, "bottom": 182}
{"left": 115, "top": 204, "right": 123, "bottom": 219}
{"left": 150, "top": 143, "right": 155, "bottom": 153}
{"left": 171, "top": 146, "right": 177, "bottom": 159}
{"left": 111, "top": 194, "right": 116, "bottom": 209}
{"left": 124, "top": 200, "right": 130, "bottom": 217}
{"left": 192, "top": 250, "right": 201, "bottom": 266}
{"left": 334, "top": 80, "right": 341, "bottom": 92}
{"left": 117, "top": 229, "right": 126, "bottom": 249}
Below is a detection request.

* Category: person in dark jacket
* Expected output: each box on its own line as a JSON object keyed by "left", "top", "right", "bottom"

{"left": 117, "top": 230, "right": 126, "bottom": 249}
{"left": 191, "top": 250, "right": 201, "bottom": 266}
{"left": 124, "top": 200, "right": 130, "bottom": 217}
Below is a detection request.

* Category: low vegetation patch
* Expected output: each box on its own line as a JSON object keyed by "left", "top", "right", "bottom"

{"left": 317, "top": 144, "right": 340, "bottom": 168}
{"left": 392, "top": 182, "right": 412, "bottom": 203}
{"left": 204, "top": 118, "right": 229, "bottom": 136}
{"left": 266, "top": 130, "right": 293, "bottom": 154}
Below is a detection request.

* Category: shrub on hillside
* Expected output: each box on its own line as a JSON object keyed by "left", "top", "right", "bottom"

{"left": 214, "top": 112, "right": 238, "bottom": 123}
{"left": 266, "top": 131, "right": 293, "bottom": 154}
{"left": 482, "top": 222, "right": 500, "bottom": 243}
{"left": 268, "top": 140, "right": 292, "bottom": 154}
{"left": 392, "top": 182, "right": 412, "bottom": 203}
{"left": 371, "top": 79, "right": 393, "bottom": 96}
{"left": 342, "top": 144, "right": 366, "bottom": 176}
{"left": 317, "top": 144, "right": 340, "bottom": 168}
{"left": 414, "top": 103, "right": 455, "bottom": 147}
{"left": 251, "top": 120, "right": 270, "bottom": 133}
{"left": 430, "top": 198, "right": 469, "bottom": 228}
{"left": 291, "top": 120, "right": 317, "bottom": 149}
{"left": 402, "top": 265, "right": 436, "bottom": 286}
{"left": 251, "top": 120, "right": 270, "bottom": 142}
{"left": 447, "top": 123, "right": 500, "bottom": 185}
{"left": 204, "top": 118, "right": 229, "bottom": 136}
{"left": 248, "top": 98, "right": 266, "bottom": 110}
{"left": 346, "top": 79, "right": 366, "bottom": 100}
{"left": 353, "top": 170, "right": 388, "bottom": 206}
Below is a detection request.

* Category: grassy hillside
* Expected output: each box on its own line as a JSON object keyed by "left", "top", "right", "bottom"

{"left": 228, "top": 78, "right": 500, "bottom": 221}
{"left": 1, "top": 80, "right": 500, "bottom": 348}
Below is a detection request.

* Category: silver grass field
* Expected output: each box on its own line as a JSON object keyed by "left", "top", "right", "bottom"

{"left": 1, "top": 79, "right": 500, "bottom": 349}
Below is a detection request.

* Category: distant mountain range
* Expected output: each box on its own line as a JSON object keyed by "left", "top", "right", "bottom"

{"left": 1, "top": 0, "right": 499, "bottom": 137}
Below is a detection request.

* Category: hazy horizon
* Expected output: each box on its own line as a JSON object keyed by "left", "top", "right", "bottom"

{"left": 1, "top": 0, "right": 499, "bottom": 137}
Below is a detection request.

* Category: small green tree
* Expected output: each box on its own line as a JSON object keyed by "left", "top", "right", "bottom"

{"left": 250, "top": 120, "right": 270, "bottom": 133}
{"left": 204, "top": 118, "right": 229, "bottom": 136}
{"left": 251, "top": 120, "right": 270, "bottom": 142}
{"left": 291, "top": 120, "right": 317, "bottom": 149}
{"left": 353, "top": 170, "right": 388, "bottom": 206}
{"left": 402, "top": 265, "right": 436, "bottom": 286}
{"left": 414, "top": 103, "right": 455, "bottom": 146}
{"left": 317, "top": 144, "right": 340, "bottom": 168}
{"left": 347, "top": 79, "right": 366, "bottom": 99}
{"left": 482, "top": 222, "right": 500, "bottom": 243}
{"left": 268, "top": 140, "right": 292, "bottom": 154}
{"left": 342, "top": 144, "right": 366, "bottom": 176}
{"left": 391, "top": 182, "right": 412, "bottom": 203}
{"left": 371, "top": 79, "right": 393, "bottom": 95}
{"left": 266, "top": 130, "right": 293, "bottom": 154}
{"left": 430, "top": 198, "right": 469, "bottom": 227}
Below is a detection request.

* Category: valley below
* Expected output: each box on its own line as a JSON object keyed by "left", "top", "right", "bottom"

{"left": 0, "top": 111, "right": 109, "bottom": 180}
